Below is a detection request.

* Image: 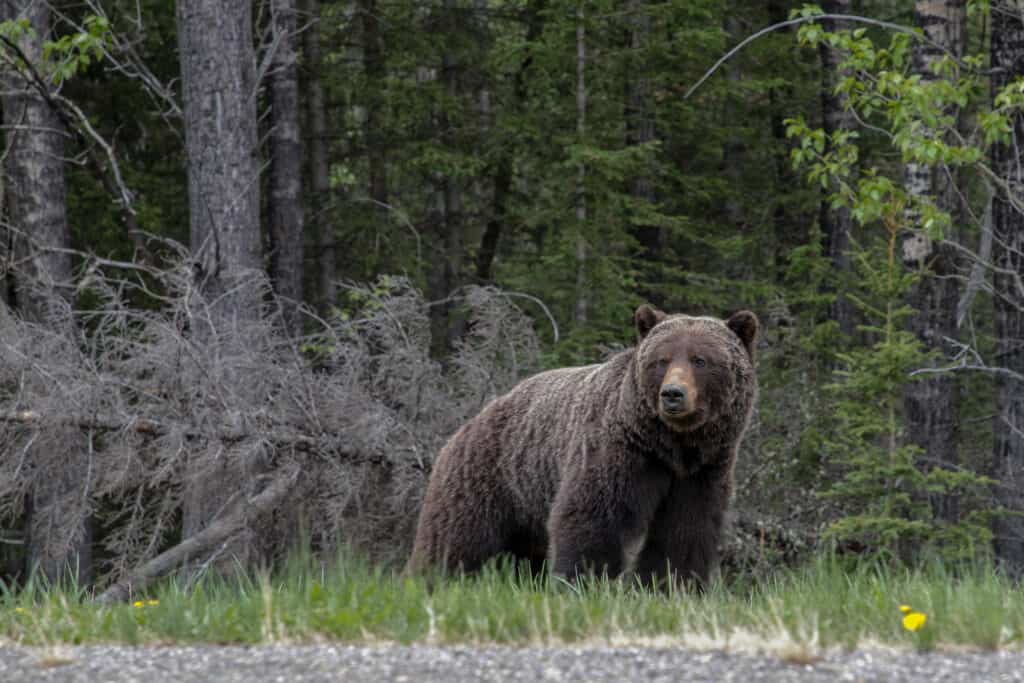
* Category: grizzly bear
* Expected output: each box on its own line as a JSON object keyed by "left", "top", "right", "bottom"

{"left": 406, "top": 305, "right": 758, "bottom": 588}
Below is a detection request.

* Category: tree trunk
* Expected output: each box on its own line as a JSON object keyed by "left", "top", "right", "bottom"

{"left": 902, "top": 0, "right": 965, "bottom": 526}
{"left": 0, "top": 0, "right": 92, "bottom": 585}
{"left": 574, "top": 2, "right": 588, "bottom": 327}
{"left": 177, "top": 0, "right": 262, "bottom": 550}
{"left": 358, "top": 0, "right": 388, "bottom": 205}
{"left": 428, "top": 0, "right": 465, "bottom": 355}
{"left": 476, "top": 0, "right": 545, "bottom": 284}
{"left": 302, "top": 0, "right": 335, "bottom": 316}
{"left": 268, "top": 0, "right": 305, "bottom": 336}
{"left": 818, "top": 0, "right": 855, "bottom": 339}
{"left": 177, "top": 0, "right": 262, "bottom": 307}
{"left": 625, "top": 0, "right": 659, "bottom": 304}
{"left": 990, "top": 0, "right": 1024, "bottom": 570}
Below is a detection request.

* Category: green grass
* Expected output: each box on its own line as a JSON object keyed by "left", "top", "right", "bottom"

{"left": 2, "top": 554, "right": 1023, "bottom": 654}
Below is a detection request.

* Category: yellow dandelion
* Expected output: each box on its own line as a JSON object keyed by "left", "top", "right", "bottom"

{"left": 146, "top": 600, "right": 159, "bottom": 607}
{"left": 14, "top": 607, "right": 26, "bottom": 614}
{"left": 132, "top": 600, "right": 145, "bottom": 608}
{"left": 899, "top": 605, "right": 912, "bottom": 614}
{"left": 903, "top": 611, "right": 927, "bottom": 632}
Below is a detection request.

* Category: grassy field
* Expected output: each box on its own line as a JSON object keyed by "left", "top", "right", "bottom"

{"left": 2, "top": 554, "right": 1022, "bottom": 655}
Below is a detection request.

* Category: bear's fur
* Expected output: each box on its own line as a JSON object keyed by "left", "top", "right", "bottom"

{"left": 406, "top": 305, "right": 759, "bottom": 587}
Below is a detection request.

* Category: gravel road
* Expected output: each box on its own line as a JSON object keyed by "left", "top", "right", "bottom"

{"left": 1, "top": 643, "right": 1023, "bottom": 682}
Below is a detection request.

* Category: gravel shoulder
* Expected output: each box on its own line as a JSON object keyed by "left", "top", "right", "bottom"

{"left": 1, "top": 643, "right": 1023, "bottom": 683}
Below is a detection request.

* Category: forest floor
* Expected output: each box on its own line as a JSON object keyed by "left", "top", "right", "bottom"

{"left": 1, "top": 642, "right": 1023, "bottom": 682}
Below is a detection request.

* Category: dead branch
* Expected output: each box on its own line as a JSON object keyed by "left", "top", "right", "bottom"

{"left": 95, "top": 468, "right": 300, "bottom": 604}
{"left": 0, "top": 410, "right": 418, "bottom": 470}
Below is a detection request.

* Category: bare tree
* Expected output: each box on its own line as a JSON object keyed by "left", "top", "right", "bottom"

{"left": 901, "top": 0, "right": 965, "bottom": 524}
{"left": 0, "top": 248, "right": 541, "bottom": 590}
{"left": 176, "top": 0, "right": 263, "bottom": 551}
{"left": 990, "top": 0, "right": 1024, "bottom": 570}
{"left": 267, "top": 0, "right": 306, "bottom": 336}
{"left": 0, "top": 0, "right": 91, "bottom": 584}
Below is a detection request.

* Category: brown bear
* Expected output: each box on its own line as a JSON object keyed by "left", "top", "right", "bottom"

{"left": 406, "top": 305, "right": 758, "bottom": 588}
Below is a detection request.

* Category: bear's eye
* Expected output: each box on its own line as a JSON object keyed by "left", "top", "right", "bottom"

{"left": 656, "top": 358, "right": 671, "bottom": 368}
{"left": 692, "top": 356, "right": 707, "bottom": 368}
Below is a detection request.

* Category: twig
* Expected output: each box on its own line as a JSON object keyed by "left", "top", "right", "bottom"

{"left": 685, "top": 13, "right": 964, "bottom": 101}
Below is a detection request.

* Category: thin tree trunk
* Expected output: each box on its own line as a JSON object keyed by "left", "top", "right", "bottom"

{"left": 990, "top": 0, "right": 1024, "bottom": 570}
{"left": 574, "top": 2, "right": 588, "bottom": 327}
{"left": 268, "top": 0, "right": 305, "bottom": 336}
{"left": 625, "top": 0, "right": 659, "bottom": 304}
{"left": 302, "top": 0, "right": 335, "bottom": 316}
{"left": 358, "top": 0, "right": 388, "bottom": 205}
{"left": 476, "top": 0, "right": 545, "bottom": 284}
{"left": 177, "top": 0, "right": 262, "bottom": 550}
{"left": 819, "top": 0, "right": 855, "bottom": 339}
{"left": 902, "top": 0, "right": 965, "bottom": 526}
{"left": 428, "top": 0, "right": 465, "bottom": 354}
{"left": 0, "top": 0, "right": 92, "bottom": 585}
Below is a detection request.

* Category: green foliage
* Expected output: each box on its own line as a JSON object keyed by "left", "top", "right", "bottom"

{"left": 44, "top": 15, "right": 110, "bottom": 83}
{"left": 4, "top": 552, "right": 1024, "bottom": 652}
{"left": 786, "top": 11, "right": 996, "bottom": 563}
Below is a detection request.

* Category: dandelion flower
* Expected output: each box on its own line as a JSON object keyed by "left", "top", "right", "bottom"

{"left": 903, "top": 612, "right": 927, "bottom": 632}
{"left": 14, "top": 607, "right": 25, "bottom": 614}
{"left": 146, "top": 600, "right": 159, "bottom": 607}
{"left": 899, "top": 605, "right": 912, "bottom": 614}
{"left": 132, "top": 601, "right": 145, "bottom": 608}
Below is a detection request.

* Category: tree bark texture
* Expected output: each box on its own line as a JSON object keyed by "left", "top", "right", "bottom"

{"left": 177, "top": 0, "right": 262, "bottom": 308}
{"left": 818, "top": 0, "right": 855, "bottom": 339}
{"left": 990, "top": 0, "right": 1024, "bottom": 570}
{"left": 0, "top": 0, "right": 92, "bottom": 585}
{"left": 268, "top": 0, "right": 305, "bottom": 336}
{"left": 302, "top": 0, "right": 336, "bottom": 316}
{"left": 176, "top": 0, "right": 263, "bottom": 550}
{"left": 902, "top": 0, "right": 965, "bottom": 525}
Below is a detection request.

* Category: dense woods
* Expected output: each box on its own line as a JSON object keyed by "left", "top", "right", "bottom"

{"left": 1, "top": 0, "right": 1024, "bottom": 592}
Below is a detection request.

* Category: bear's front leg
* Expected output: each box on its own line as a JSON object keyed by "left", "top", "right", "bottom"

{"left": 547, "top": 457, "right": 668, "bottom": 581}
{"left": 634, "top": 460, "right": 731, "bottom": 591}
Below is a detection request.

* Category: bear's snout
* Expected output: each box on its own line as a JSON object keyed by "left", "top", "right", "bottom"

{"left": 659, "top": 385, "right": 689, "bottom": 413}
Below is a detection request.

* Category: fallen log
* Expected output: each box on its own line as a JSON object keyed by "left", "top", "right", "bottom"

{"left": 95, "top": 468, "right": 300, "bottom": 604}
{"left": 0, "top": 410, "right": 423, "bottom": 470}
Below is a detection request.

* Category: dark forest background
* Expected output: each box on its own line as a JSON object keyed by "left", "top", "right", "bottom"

{"left": 1, "top": 0, "right": 1023, "bottom": 596}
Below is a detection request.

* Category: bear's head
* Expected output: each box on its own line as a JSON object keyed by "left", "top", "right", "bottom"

{"left": 634, "top": 305, "right": 758, "bottom": 433}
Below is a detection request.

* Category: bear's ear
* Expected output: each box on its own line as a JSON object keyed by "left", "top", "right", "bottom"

{"left": 634, "top": 304, "right": 666, "bottom": 341}
{"left": 726, "top": 310, "right": 759, "bottom": 359}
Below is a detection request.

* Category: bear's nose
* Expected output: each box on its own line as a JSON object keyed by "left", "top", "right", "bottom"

{"left": 660, "top": 385, "right": 688, "bottom": 407}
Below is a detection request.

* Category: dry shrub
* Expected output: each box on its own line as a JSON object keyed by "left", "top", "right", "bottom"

{"left": 0, "top": 248, "right": 540, "bottom": 582}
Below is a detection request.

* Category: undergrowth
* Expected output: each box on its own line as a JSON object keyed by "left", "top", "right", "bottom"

{"left": 2, "top": 552, "right": 1022, "bottom": 654}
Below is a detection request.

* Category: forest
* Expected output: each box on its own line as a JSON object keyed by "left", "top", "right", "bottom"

{"left": 0, "top": 0, "right": 1022, "bottom": 597}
